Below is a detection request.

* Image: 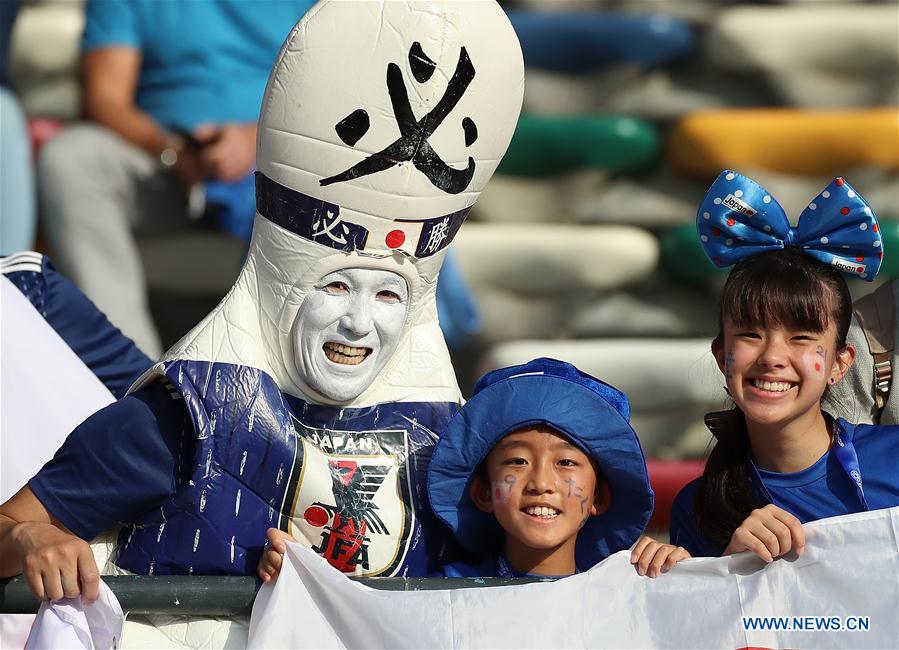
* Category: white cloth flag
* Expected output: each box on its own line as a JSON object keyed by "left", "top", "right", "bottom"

{"left": 249, "top": 507, "right": 899, "bottom": 649}
{"left": 1, "top": 276, "right": 114, "bottom": 501}
{"left": 24, "top": 580, "right": 123, "bottom": 650}
{"left": 1, "top": 277, "right": 116, "bottom": 649}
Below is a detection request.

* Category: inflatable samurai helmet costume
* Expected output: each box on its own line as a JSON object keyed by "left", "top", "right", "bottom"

{"left": 115, "top": 1, "right": 524, "bottom": 578}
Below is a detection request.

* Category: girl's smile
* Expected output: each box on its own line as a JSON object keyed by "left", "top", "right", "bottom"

{"left": 749, "top": 377, "right": 799, "bottom": 396}
{"left": 745, "top": 376, "right": 798, "bottom": 397}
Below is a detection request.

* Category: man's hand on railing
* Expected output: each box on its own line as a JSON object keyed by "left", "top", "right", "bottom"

{"left": 0, "top": 486, "right": 100, "bottom": 603}
{"left": 12, "top": 521, "right": 100, "bottom": 603}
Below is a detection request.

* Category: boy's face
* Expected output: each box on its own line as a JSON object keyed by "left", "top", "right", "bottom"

{"left": 471, "top": 426, "right": 606, "bottom": 557}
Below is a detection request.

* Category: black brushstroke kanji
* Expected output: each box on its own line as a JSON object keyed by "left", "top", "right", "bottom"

{"left": 321, "top": 44, "right": 477, "bottom": 195}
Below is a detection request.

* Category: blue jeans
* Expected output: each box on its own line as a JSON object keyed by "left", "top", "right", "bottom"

{"left": 0, "top": 87, "right": 36, "bottom": 253}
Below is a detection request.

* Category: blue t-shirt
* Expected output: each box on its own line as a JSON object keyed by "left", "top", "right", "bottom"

{"left": 29, "top": 382, "right": 192, "bottom": 540}
{"left": 2, "top": 253, "right": 152, "bottom": 398}
{"left": 81, "top": 0, "right": 313, "bottom": 132}
{"left": 669, "top": 419, "right": 899, "bottom": 557}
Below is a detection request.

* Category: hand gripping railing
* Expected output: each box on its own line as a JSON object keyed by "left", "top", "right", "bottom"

{"left": 0, "top": 575, "right": 549, "bottom": 615}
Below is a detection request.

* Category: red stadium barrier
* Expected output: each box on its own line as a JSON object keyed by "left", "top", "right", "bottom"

{"left": 646, "top": 459, "right": 704, "bottom": 532}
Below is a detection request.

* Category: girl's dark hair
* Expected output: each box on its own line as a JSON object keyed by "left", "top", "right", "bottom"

{"left": 694, "top": 249, "right": 853, "bottom": 548}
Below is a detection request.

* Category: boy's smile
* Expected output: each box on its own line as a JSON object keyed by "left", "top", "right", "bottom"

{"left": 472, "top": 426, "right": 607, "bottom": 575}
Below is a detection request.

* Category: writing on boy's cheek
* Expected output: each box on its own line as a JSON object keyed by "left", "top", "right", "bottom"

{"left": 492, "top": 475, "right": 516, "bottom": 503}
{"left": 725, "top": 351, "right": 734, "bottom": 381}
{"left": 815, "top": 345, "right": 826, "bottom": 373}
{"left": 566, "top": 482, "right": 589, "bottom": 516}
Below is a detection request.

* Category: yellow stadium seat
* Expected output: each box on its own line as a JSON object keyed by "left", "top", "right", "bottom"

{"left": 669, "top": 108, "right": 899, "bottom": 178}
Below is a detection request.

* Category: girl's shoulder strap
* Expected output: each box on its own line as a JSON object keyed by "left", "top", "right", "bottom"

{"left": 853, "top": 281, "right": 896, "bottom": 411}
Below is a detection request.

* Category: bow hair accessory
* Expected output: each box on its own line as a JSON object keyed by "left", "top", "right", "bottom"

{"left": 696, "top": 170, "right": 882, "bottom": 281}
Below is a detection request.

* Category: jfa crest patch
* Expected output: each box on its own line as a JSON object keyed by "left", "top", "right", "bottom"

{"left": 281, "top": 419, "right": 414, "bottom": 576}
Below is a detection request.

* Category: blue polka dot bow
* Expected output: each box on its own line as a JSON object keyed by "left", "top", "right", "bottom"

{"left": 696, "top": 170, "right": 883, "bottom": 281}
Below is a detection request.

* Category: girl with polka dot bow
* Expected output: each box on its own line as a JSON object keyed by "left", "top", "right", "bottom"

{"left": 665, "top": 170, "right": 899, "bottom": 564}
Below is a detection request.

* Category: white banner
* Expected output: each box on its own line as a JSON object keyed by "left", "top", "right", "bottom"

{"left": 1, "top": 276, "right": 116, "bottom": 649}
{"left": 1, "top": 275, "right": 114, "bottom": 502}
{"left": 249, "top": 507, "right": 899, "bottom": 649}
{"left": 25, "top": 580, "right": 123, "bottom": 650}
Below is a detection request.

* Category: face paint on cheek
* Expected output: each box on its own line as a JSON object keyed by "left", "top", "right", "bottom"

{"left": 491, "top": 475, "right": 516, "bottom": 504}
{"left": 575, "top": 487, "right": 591, "bottom": 527}
{"left": 725, "top": 351, "right": 734, "bottom": 381}
{"left": 566, "top": 483, "right": 589, "bottom": 516}
{"left": 815, "top": 345, "right": 826, "bottom": 373}
{"left": 291, "top": 268, "right": 409, "bottom": 402}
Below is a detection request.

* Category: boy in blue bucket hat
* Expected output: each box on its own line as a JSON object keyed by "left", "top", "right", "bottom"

{"left": 428, "top": 358, "right": 682, "bottom": 578}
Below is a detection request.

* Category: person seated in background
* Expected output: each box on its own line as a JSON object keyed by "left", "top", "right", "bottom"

{"left": 0, "top": 0, "right": 37, "bottom": 254}
{"left": 38, "top": 0, "right": 314, "bottom": 357}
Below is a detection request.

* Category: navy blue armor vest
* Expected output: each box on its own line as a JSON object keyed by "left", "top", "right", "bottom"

{"left": 114, "top": 359, "right": 460, "bottom": 577}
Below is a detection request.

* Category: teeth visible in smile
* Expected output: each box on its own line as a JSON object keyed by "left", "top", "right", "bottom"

{"left": 751, "top": 379, "right": 794, "bottom": 392}
{"left": 323, "top": 342, "right": 370, "bottom": 366}
{"left": 523, "top": 506, "right": 560, "bottom": 517}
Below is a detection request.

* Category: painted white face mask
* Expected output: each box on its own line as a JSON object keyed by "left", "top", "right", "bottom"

{"left": 292, "top": 268, "right": 409, "bottom": 402}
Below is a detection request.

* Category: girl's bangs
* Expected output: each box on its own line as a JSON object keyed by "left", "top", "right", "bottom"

{"left": 723, "top": 265, "right": 835, "bottom": 333}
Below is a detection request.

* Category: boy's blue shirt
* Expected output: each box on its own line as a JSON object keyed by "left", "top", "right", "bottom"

{"left": 435, "top": 554, "right": 575, "bottom": 579}
{"left": 29, "top": 382, "right": 190, "bottom": 541}
{"left": 669, "top": 419, "right": 899, "bottom": 557}
{"left": 7, "top": 254, "right": 184, "bottom": 540}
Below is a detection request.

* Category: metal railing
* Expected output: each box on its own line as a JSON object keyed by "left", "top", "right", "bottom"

{"left": 0, "top": 575, "right": 549, "bottom": 615}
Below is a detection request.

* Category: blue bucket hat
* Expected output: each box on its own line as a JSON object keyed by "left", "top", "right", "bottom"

{"left": 428, "top": 358, "right": 653, "bottom": 570}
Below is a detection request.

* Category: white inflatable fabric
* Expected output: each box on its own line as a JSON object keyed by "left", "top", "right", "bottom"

{"left": 249, "top": 507, "right": 899, "bottom": 649}
{"left": 109, "top": 4, "right": 523, "bottom": 643}
{"left": 135, "top": 0, "right": 524, "bottom": 408}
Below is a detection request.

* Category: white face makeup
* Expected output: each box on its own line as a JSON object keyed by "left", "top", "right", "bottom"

{"left": 292, "top": 268, "right": 409, "bottom": 402}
